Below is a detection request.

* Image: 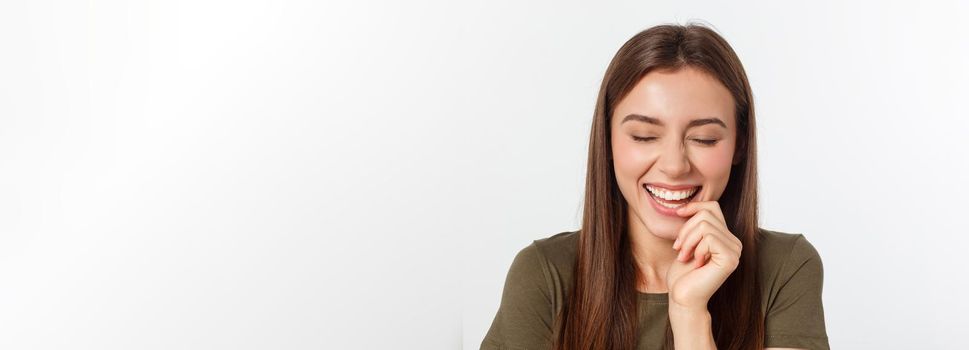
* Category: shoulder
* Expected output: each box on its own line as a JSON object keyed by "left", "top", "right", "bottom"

{"left": 756, "top": 227, "right": 824, "bottom": 272}
{"left": 756, "top": 227, "right": 826, "bottom": 311}
{"left": 531, "top": 229, "right": 580, "bottom": 266}
{"left": 515, "top": 230, "right": 580, "bottom": 308}
{"left": 533, "top": 229, "right": 579, "bottom": 249}
{"left": 481, "top": 230, "right": 579, "bottom": 349}
{"left": 756, "top": 229, "right": 830, "bottom": 348}
{"left": 503, "top": 229, "right": 579, "bottom": 292}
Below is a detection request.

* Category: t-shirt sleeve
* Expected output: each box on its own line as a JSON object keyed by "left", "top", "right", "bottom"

{"left": 764, "top": 234, "right": 831, "bottom": 350}
{"left": 480, "top": 242, "right": 556, "bottom": 350}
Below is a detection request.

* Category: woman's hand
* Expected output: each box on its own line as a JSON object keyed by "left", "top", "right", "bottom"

{"left": 666, "top": 200, "right": 743, "bottom": 311}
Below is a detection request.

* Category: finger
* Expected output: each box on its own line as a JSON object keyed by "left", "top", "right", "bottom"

{"left": 675, "top": 205, "right": 742, "bottom": 251}
{"left": 696, "top": 234, "right": 740, "bottom": 269}
{"left": 693, "top": 234, "right": 718, "bottom": 268}
{"left": 675, "top": 201, "right": 725, "bottom": 223}
{"left": 673, "top": 210, "right": 728, "bottom": 250}
{"left": 676, "top": 220, "right": 717, "bottom": 262}
{"left": 696, "top": 250, "right": 710, "bottom": 268}
{"left": 673, "top": 210, "right": 706, "bottom": 249}
{"left": 694, "top": 224, "right": 742, "bottom": 257}
{"left": 690, "top": 214, "right": 741, "bottom": 253}
{"left": 678, "top": 220, "right": 742, "bottom": 265}
{"left": 693, "top": 235, "right": 718, "bottom": 267}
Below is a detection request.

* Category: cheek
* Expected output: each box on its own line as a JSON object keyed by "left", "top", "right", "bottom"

{"left": 611, "top": 141, "right": 656, "bottom": 202}
{"left": 612, "top": 140, "right": 654, "bottom": 179}
{"left": 692, "top": 145, "right": 734, "bottom": 181}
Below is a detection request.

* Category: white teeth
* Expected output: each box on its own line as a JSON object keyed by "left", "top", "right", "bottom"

{"left": 653, "top": 198, "right": 684, "bottom": 209}
{"left": 645, "top": 185, "right": 698, "bottom": 201}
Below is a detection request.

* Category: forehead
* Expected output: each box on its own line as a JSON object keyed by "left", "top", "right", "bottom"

{"left": 613, "top": 67, "right": 735, "bottom": 128}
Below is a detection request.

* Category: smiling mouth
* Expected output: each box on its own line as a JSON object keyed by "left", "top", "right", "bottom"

{"left": 643, "top": 184, "right": 702, "bottom": 208}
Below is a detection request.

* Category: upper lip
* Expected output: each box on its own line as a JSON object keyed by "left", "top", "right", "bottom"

{"left": 644, "top": 182, "right": 702, "bottom": 191}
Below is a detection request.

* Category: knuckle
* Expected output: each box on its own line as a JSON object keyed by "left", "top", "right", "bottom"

{"left": 698, "top": 220, "right": 714, "bottom": 232}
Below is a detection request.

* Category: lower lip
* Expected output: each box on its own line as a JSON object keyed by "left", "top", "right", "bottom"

{"left": 645, "top": 186, "right": 700, "bottom": 217}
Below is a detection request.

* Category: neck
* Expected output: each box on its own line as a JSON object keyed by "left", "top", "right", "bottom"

{"left": 628, "top": 212, "right": 679, "bottom": 293}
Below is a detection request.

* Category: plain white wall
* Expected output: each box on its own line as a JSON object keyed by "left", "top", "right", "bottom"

{"left": 1, "top": 1, "right": 966, "bottom": 349}
{"left": 465, "top": 1, "right": 969, "bottom": 350}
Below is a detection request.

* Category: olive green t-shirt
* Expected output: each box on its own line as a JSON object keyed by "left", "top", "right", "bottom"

{"left": 481, "top": 228, "right": 830, "bottom": 350}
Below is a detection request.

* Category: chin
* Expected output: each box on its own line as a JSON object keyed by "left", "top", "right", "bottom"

{"left": 640, "top": 214, "right": 683, "bottom": 241}
{"left": 648, "top": 223, "right": 680, "bottom": 241}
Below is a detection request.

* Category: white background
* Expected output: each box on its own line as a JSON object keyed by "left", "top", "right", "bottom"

{"left": 1, "top": 1, "right": 967, "bottom": 349}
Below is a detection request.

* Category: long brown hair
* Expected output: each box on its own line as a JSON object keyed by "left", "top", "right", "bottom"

{"left": 551, "top": 23, "right": 764, "bottom": 350}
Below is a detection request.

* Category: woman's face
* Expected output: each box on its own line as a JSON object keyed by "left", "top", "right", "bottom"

{"left": 610, "top": 66, "right": 738, "bottom": 241}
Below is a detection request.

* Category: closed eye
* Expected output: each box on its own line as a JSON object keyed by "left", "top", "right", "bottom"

{"left": 632, "top": 136, "right": 719, "bottom": 146}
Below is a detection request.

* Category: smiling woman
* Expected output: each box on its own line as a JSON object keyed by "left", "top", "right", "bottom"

{"left": 481, "top": 23, "right": 829, "bottom": 350}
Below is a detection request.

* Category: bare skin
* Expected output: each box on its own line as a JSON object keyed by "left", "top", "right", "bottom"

{"left": 610, "top": 66, "right": 739, "bottom": 295}
{"left": 611, "top": 66, "right": 746, "bottom": 350}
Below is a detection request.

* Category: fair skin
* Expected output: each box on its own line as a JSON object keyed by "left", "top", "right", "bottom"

{"left": 610, "top": 67, "right": 803, "bottom": 350}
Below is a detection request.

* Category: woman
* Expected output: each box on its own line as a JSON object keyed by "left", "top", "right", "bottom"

{"left": 481, "top": 23, "right": 830, "bottom": 350}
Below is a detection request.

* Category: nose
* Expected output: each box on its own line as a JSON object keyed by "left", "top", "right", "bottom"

{"left": 657, "top": 138, "right": 691, "bottom": 178}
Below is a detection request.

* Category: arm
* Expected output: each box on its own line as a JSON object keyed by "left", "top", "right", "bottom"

{"left": 762, "top": 234, "right": 830, "bottom": 350}
{"left": 668, "top": 306, "right": 810, "bottom": 350}
{"left": 669, "top": 305, "right": 716, "bottom": 350}
{"left": 480, "top": 243, "right": 556, "bottom": 349}
{"left": 667, "top": 201, "right": 742, "bottom": 350}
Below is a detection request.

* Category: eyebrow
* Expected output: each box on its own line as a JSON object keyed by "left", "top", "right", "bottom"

{"left": 621, "top": 114, "right": 727, "bottom": 129}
